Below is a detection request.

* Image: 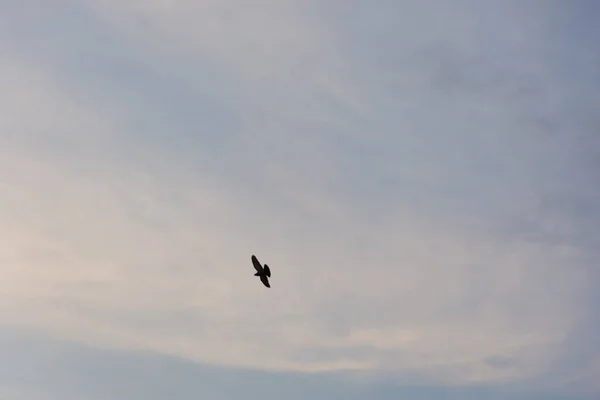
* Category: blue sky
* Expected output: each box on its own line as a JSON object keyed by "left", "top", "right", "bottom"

{"left": 0, "top": 1, "right": 598, "bottom": 399}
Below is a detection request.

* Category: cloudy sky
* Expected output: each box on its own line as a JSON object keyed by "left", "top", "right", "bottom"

{"left": 0, "top": 1, "right": 599, "bottom": 399}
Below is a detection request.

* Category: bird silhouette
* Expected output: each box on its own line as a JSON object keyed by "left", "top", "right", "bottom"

{"left": 251, "top": 254, "right": 271, "bottom": 288}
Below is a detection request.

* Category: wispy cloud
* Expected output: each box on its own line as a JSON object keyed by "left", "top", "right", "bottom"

{"left": 0, "top": 0, "right": 598, "bottom": 397}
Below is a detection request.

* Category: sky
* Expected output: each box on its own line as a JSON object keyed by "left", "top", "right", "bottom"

{"left": 0, "top": 1, "right": 599, "bottom": 399}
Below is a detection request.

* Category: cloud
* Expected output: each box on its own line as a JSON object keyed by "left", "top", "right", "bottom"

{"left": 0, "top": 0, "right": 598, "bottom": 395}
{"left": 3, "top": 326, "right": 584, "bottom": 400}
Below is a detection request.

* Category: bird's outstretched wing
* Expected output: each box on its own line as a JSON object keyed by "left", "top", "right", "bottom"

{"left": 260, "top": 275, "right": 270, "bottom": 288}
{"left": 251, "top": 255, "right": 263, "bottom": 273}
{"left": 264, "top": 265, "right": 271, "bottom": 277}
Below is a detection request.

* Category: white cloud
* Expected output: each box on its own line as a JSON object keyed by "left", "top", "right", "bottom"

{"left": 0, "top": 0, "right": 597, "bottom": 391}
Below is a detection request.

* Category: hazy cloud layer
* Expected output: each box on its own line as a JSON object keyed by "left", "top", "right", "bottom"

{"left": 0, "top": 1, "right": 598, "bottom": 398}
{"left": 0, "top": 326, "right": 579, "bottom": 400}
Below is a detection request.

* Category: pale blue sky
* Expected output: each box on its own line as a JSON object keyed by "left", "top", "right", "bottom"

{"left": 0, "top": 1, "right": 598, "bottom": 399}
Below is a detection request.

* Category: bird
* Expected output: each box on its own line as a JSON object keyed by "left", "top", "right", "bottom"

{"left": 251, "top": 254, "right": 271, "bottom": 288}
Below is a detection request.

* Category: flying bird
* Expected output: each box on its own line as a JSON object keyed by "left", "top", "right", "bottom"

{"left": 251, "top": 254, "right": 271, "bottom": 288}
